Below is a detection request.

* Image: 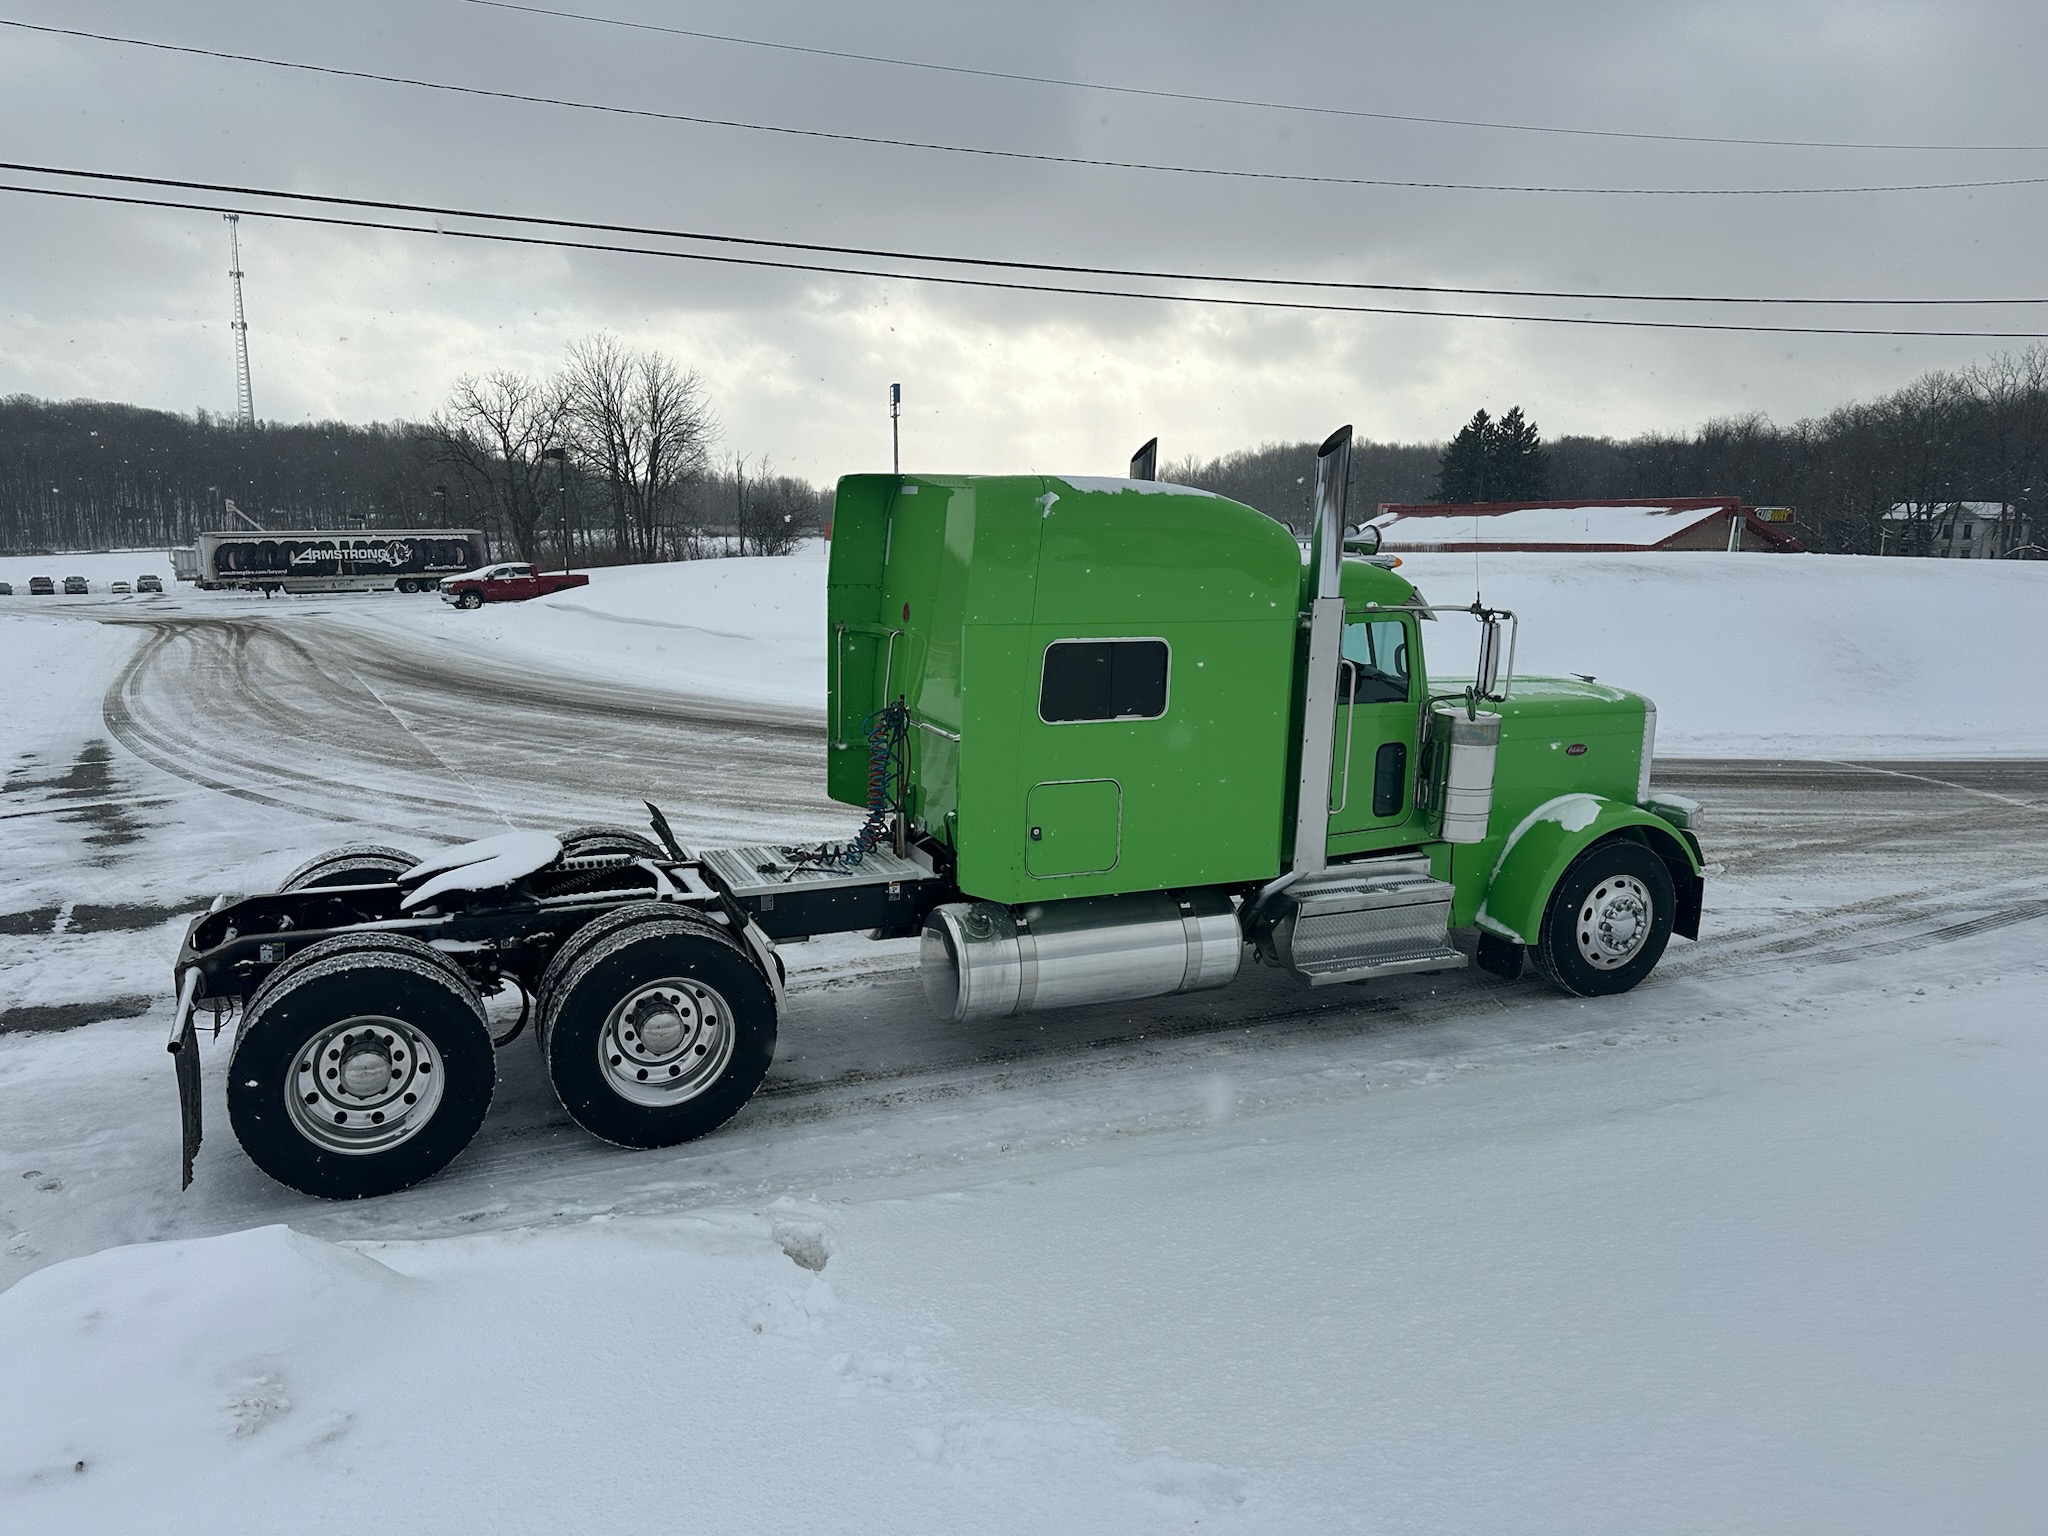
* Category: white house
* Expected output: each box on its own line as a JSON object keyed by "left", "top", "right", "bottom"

{"left": 1881, "top": 501, "right": 2035, "bottom": 559}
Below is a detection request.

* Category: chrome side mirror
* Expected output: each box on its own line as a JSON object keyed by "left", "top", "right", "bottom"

{"left": 1475, "top": 615, "right": 1503, "bottom": 699}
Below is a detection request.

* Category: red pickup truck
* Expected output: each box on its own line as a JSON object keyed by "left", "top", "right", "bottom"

{"left": 439, "top": 562, "right": 590, "bottom": 609}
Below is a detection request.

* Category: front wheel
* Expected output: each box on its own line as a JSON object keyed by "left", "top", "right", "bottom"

{"left": 455, "top": 590, "right": 483, "bottom": 610}
{"left": 228, "top": 935, "right": 494, "bottom": 1198}
{"left": 1532, "top": 840, "right": 1675, "bottom": 998}
{"left": 539, "top": 907, "right": 776, "bottom": 1149}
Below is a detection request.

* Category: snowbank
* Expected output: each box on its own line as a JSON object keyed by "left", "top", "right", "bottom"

{"left": 357, "top": 544, "right": 829, "bottom": 710}
{"left": 392, "top": 544, "right": 2048, "bottom": 758}
{"left": 1397, "top": 551, "right": 2048, "bottom": 756}
{"left": 10, "top": 541, "right": 2043, "bottom": 755}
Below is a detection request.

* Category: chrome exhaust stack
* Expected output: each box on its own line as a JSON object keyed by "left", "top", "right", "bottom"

{"left": 1290, "top": 426, "right": 1352, "bottom": 876}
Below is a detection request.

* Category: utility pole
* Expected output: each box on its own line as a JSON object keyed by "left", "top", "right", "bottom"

{"left": 541, "top": 446, "right": 569, "bottom": 572}
{"left": 224, "top": 215, "right": 256, "bottom": 429}
{"left": 890, "top": 382, "right": 901, "bottom": 475}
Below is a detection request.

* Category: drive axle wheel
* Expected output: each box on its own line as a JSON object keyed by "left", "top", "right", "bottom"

{"left": 228, "top": 935, "right": 494, "bottom": 1199}
{"left": 539, "top": 906, "right": 775, "bottom": 1149}
{"left": 1533, "top": 839, "right": 1675, "bottom": 998}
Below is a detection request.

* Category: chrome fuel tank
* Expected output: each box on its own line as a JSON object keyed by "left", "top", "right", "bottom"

{"left": 920, "top": 890, "right": 1242, "bottom": 1023}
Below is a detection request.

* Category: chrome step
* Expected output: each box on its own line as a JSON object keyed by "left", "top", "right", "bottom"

{"left": 1256, "top": 857, "right": 1467, "bottom": 986}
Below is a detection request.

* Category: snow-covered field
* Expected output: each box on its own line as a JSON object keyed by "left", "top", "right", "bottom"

{"left": 10, "top": 541, "right": 2044, "bottom": 750}
{"left": 398, "top": 545, "right": 2048, "bottom": 755}
{"left": 3, "top": 543, "right": 2046, "bottom": 1532}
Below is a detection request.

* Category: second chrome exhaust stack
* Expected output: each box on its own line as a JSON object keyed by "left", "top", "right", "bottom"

{"left": 1291, "top": 425, "right": 1352, "bottom": 876}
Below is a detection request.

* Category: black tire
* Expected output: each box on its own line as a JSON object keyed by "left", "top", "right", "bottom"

{"left": 1532, "top": 839, "right": 1675, "bottom": 998}
{"left": 558, "top": 824, "right": 666, "bottom": 861}
{"left": 247, "top": 930, "right": 475, "bottom": 1016}
{"left": 539, "top": 906, "right": 776, "bottom": 1149}
{"left": 280, "top": 843, "right": 419, "bottom": 892}
{"left": 532, "top": 901, "right": 670, "bottom": 1038}
{"left": 228, "top": 935, "right": 494, "bottom": 1199}
{"left": 456, "top": 591, "right": 483, "bottom": 610}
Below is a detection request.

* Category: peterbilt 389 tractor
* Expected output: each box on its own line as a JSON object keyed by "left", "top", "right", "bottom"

{"left": 166, "top": 428, "right": 1706, "bottom": 1199}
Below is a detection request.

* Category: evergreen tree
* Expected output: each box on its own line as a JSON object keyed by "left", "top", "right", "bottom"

{"left": 1432, "top": 405, "right": 1549, "bottom": 502}
{"left": 1434, "top": 409, "right": 1494, "bottom": 501}
{"left": 1491, "top": 406, "right": 1550, "bottom": 499}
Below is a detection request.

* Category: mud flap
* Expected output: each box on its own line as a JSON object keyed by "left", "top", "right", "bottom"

{"left": 172, "top": 1015, "right": 202, "bottom": 1189}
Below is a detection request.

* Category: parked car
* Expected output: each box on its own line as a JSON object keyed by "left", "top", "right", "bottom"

{"left": 439, "top": 562, "right": 590, "bottom": 609}
{"left": 63, "top": 576, "right": 89, "bottom": 595}
{"left": 137, "top": 573, "right": 164, "bottom": 594}
{"left": 110, "top": 580, "right": 133, "bottom": 595}
{"left": 0, "top": 581, "right": 13, "bottom": 596}
{"left": 29, "top": 575, "right": 54, "bottom": 595}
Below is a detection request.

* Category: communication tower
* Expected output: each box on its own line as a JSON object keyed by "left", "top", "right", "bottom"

{"left": 225, "top": 214, "right": 255, "bottom": 428}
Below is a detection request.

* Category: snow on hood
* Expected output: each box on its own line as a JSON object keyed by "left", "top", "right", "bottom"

{"left": 399, "top": 830, "right": 562, "bottom": 910}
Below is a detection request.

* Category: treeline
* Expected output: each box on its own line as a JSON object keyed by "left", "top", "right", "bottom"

{"left": 1170, "top": 346, "right": 2048, "bottom": 555}
{"left": 8, "top": 347, "right": 2045, "bottom": 559}
{"left": 0, "top": 338, "right": 831, "bottom": 561}
{"left": 0, "top": 396, "right": 436, "bottom": 554}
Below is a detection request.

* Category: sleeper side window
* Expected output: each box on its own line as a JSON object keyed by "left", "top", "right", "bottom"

{"left": 1339, "top": 620, "right": 1411, "bottom": 705}
{"left": 1040, "top": 639, "right": 1170, "bottom": 723}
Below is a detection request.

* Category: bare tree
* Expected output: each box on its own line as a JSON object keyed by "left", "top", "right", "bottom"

{"left": 1964, "top": 345, "right": 2048, "bottom": 551}
{"left": 731, "top": 453, "right": 810, "bottom": 557}
{"left": 422, "top": 370, "right": 570, "bottom": 563}
{"left": 563, "top": 335, "right": 716, "bottom": 562}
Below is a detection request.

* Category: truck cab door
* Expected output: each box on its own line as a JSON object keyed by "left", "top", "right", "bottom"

{"left": 1327, "top": 616, "right": 1418, "bottom": 839}
{"left": 503, "top": 565, "right": 539, "bottom": 600}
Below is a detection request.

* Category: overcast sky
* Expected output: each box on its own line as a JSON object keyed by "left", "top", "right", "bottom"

{"left": 1, "top": 0, "right": 2044, "bottom": 480}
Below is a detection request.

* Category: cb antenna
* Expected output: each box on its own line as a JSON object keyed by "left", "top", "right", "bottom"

{"left": 225, "top": 214, "right": 255, "bottom": 429}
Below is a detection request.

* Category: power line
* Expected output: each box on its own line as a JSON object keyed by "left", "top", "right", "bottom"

{"left": 459, "top": 0, "right": 2048, "bottom": 157}
{"left": 5, "top": 17, "right": 2046, "bottom": 199}
{"left": 9, "top": 160, "right": 2044, "bottom": 309}
{"left": 6, "top": 178, "right": 2045, "bottom": 339}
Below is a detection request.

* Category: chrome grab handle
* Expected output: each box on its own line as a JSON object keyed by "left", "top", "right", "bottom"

{"left": 1331, "top": 660, "right": 1358, "bottom": 813}
{"left": 831, "top": 624, "right": 906, "bottom": 748}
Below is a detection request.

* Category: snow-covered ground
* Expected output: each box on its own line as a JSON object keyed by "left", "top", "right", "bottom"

{"left": 379, "top": 545, "right": 2048, "bottom": 755}
{"left": 3, "top": 543, "right": 2046, "bottom": 1531}
{"left": 4, "top": 948, "right": 2043, "bottom": 1533}
{"left": 10, "top": 541, "right": 2045, "bottom": 752}
{"left": 1397, "top": 550, "right": 2048, "bottom": 757}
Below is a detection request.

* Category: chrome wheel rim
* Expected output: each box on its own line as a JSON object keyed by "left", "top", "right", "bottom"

{"left": 1575, "top": 874, "right": 1654, "bottom": 970}
{"left": 598, "top": 977, "right": 734, "bottom": 1107}
{"left": 285, "top": 1014, "right": 446, "bottom": 1155}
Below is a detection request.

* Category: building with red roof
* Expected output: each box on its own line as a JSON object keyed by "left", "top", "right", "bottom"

{"left": 1369, "top": 497, "right": 1805, "bottom": 553}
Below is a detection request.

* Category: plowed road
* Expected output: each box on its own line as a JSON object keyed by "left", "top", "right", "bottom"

{"left": 2, "top": 604, "right": 2044, "bottom": 1270}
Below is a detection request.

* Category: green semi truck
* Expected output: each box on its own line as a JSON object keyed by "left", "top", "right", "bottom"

{"left": 167, "top": 428, "right": 1704, "bottom": 1198}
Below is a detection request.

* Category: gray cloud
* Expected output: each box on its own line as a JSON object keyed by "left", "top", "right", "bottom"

{"left": 1, "top": 0, "right": 2043, "bottom": 480}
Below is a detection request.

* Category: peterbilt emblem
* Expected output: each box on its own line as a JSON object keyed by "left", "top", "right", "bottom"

{"left": 1566, "top": 743, "right": 1588, "bottom": 756}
